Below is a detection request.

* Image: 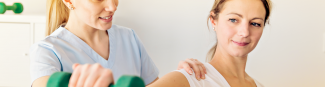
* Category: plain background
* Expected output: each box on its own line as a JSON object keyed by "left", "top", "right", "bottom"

{"left": 1, "top": 0, "right": 325, "bottom": 87}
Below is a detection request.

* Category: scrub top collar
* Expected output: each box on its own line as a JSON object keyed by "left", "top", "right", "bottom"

{"left": 55, "top": 24, "right": 117, "bottom": 68}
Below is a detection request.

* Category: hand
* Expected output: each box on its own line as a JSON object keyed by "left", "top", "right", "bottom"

{"left": 69, "top": 63, "right": 114, "bottom": 87}
{"left": 177, "top": 58, "right": 206, "bottom": 81}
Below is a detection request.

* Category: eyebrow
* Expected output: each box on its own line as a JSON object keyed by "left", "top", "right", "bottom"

{"left": 227, "top": 12, "right": 243, "bottom": 18}
{"left": 227, "top": 12, "right": 264, "bottom": 21}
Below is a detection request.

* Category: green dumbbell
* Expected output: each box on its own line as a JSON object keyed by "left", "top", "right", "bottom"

{"left": 0, "top": 2, "right": 24, "bottom": 14}
{"left": 47, "top": 72, "right": 146, "bottom": 87}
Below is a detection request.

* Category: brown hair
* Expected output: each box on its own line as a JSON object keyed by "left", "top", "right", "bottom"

{"left": 46, "top": 0, "right": 70, "bottom": 36}
{"left": 206, "top": 0, "right": 272, "bottom": 62}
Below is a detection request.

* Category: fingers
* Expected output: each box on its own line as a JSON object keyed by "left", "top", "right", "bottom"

{"left": 76, "top": 64, "right": 91, "bottom": 87}
{"left": 69, "top": 64, "right": 82, "bottom": 87}
{"left": 193, "top": 59, "right": 206, "bottom": 79}
{"left": 193, "top": 59, "right": 206, "bottom": 74}
{"left": 72, "top": 63, "right": 79, "bottom": 70}
{"left": 94, "top": 69, "right": 114, "bottom": 87}
{"left": 184, "top": 59, "right": 202, "bottom": 81}
{"left": 193, "top": 59, "right": 207, "bottom": 79}
{"left": 199, "top": 65, "right": 205, "bottom": 80}
{"left": 179, "top": 61, "right": 193, "bottom": 75}
{"left": 201, "top": 62, "right": 207, "bottom": 74}
{"left": 69, "top": 63, "right": 114, "bottom": 87}
{"left": 186, "top": 58, "right": 207, "bottom": 80}
{"left": 84, "top": 64, "right": 101, "bottom": 87}
{"left": 178, "top": 61, "right": 193, "bottom": 75}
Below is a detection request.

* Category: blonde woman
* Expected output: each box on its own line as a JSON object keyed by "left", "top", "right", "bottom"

{"left": 30, "top": 0, "right": 207, "bottom": 87}
{"left": 147, "top": 0, "right": 272, "bottom": 87}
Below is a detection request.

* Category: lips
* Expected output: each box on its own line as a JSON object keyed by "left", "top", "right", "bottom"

{"left": 99, "top": 16, "right": 113, "bottom": 22}
{"left": 232, "top": 40, "right": 249, "bottom": 46}
{"left": 99, "top": 16, "right": 111, "bottom": 19}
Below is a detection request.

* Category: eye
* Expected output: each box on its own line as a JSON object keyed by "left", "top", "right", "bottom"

{"left": 229, "top": 19, "right": 237, "bottom": 23}
{"left": 251, "top": 22, "right": 261, "bottom": 27}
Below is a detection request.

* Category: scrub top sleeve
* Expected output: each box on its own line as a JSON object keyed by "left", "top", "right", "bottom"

{"left": 132, "top": 30, "right": 159, "bottom": 85}
{"left": 29, "top": 44, "right": 61, "bottom": 84}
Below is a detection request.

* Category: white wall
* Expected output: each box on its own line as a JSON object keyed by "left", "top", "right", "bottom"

{"left": 1, "top": 0, "right": 46, "bottom": 14}
{"left": 113, "top": 0, "right": 325, "bottom": 87}
{"left": 2, "top": 0, "right": 324, "bottom": 87}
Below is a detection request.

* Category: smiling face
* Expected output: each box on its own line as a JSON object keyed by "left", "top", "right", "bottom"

{"left": 68, "top": 0, "right": 119, "bottom": 30}
{"left": 211, "top": 0, "right": 267, "bottom": 57}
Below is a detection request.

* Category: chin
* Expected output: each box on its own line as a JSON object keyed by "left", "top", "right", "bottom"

{"left": 97, "top": 24, "right": 113, "bottom": 30}
{"left": 230, "top": 51, "right": 249, "bottom": 58}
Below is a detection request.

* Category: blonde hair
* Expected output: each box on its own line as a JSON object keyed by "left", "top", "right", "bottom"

{"left": 46, "top": 0, "right": 70, "bottom": 36}
{"left": 206, "top": 0, "right": 273, "bottom": 62}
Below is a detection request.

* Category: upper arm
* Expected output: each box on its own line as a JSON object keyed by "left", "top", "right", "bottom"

{"left": 32, "top": 76, "right": 50, "bottom": 87}
{"left": 30, "top": 43, "right": 61, "bottom": 84}
{"left": 147, "top": 71, "right": 190, "bottom": 87}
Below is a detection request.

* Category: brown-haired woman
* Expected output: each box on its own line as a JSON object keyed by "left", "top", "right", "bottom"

{"left": 147, "top": 0, "right": 272, "bottom": 87}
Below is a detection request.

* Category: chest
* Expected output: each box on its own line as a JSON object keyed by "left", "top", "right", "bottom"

{"left": 90, "top": 42, "right": 110, "bottom": 60}
{"left": 225, "top": 77, "right": 256, "bottom": 87}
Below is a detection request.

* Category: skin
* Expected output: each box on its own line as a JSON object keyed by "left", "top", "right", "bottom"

{"left": 32, "top": 0, "right": 207, "bottom": 87}
{"left": 147, "top": 0, "right": 267, "bottom": 87}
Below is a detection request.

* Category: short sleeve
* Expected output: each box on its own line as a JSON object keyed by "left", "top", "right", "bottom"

{"left": 132, "top": 30, "right": 159, "bottom": 85}
{"left": 29, "top": 42, "right": 62, "bottom": 84}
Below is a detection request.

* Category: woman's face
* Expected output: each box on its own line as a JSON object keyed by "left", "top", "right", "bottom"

{"left": 212, "top": 0, "right": 266, "bottom": 57}
{"left": 68, "top": 0, "right": 119, "bottom": 30}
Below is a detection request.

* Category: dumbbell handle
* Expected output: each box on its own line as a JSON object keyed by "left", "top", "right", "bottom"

{"left": 5, "top": 6, "right": 15, "bottom": 10}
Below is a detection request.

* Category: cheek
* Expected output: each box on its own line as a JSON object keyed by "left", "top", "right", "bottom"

{"left": 249, "top": 30, "right": 263, "bottom": 49}
{"left": 76, "top": 1, "right": 102, "bottom": 23}
{"left": 216, "top": 22, "right": 236, "bottom": 44}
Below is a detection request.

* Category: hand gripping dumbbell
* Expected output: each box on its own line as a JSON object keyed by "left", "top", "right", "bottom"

{"left": 47, "top": 72, "right": 146, "bottom": 87}
{"left": 0, "top": 2, "right": 24, "bottom": 14}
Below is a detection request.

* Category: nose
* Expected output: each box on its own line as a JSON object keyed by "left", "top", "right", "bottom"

{"left": 104, "top": 0, "right": 117, "bottom": 12}
{"left": 237, "top": 21, "right": 250, "bottom": 38}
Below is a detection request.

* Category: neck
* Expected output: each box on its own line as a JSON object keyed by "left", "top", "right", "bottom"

{"left": 209, "top": 45, "right": 248, "bottom": 78}
{"left": 64, "top": 13, "right": 108, "bottom": 45}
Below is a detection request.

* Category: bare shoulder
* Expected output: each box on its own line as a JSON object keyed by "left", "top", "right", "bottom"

{"left": 32, "top": 76, "right": 50, "bottom": 87}
{"left": 147, "top": 71, "right": 190, "bottom": 87}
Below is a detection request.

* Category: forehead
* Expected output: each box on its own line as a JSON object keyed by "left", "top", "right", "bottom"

{"left": 221, "top": 0, "right": 266, "bottom": 19}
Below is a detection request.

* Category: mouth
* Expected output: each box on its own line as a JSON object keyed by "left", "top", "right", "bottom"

{"left": 99, "top": 16, "right": 112, "bottom": 19}
{"left": 232, "top": 40, "right": 249, "bottom": 46}
{"left": 99, "top": 15, "right": 113, "bottom": 22}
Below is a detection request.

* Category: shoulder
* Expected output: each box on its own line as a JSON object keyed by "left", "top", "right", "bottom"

{"left": 30, "top": 27, "right": 71, "bottom": 58}
{"left": 147, "top": 70, "right": 190, "bottom": 87}
{"left": 30, "top": 36, "right": 66, "bottom": 52}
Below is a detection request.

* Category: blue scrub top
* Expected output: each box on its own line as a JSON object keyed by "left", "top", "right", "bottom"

{"left": 29, "top": 24, "right": 159, "bottom": 85}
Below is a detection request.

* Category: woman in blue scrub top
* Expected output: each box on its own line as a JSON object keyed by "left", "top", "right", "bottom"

{"left": 30, "top": 0, "right": 207, "bottom": 87}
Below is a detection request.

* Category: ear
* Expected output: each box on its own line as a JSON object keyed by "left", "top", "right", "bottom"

{"left": 210, "top": 12, "right": 217, "bottom": 31}
{"left": 62, "top": 0, "right": 72, "bottom": 8}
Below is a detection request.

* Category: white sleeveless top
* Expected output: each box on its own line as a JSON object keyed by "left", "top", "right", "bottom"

{"left": 176, "top": 63, "right": 264, "bottom": 87}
